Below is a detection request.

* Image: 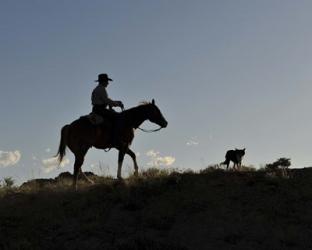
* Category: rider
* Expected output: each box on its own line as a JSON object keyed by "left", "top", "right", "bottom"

{"left": 92, "top": 73, "right": 124, "bottom": 114}
{"left": 91, "top": 73, "right": 124, "bottom": 146}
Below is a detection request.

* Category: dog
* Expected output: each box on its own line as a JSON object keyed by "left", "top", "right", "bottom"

{"left": 221, "top": 148, "right": 246, "bottom": 170}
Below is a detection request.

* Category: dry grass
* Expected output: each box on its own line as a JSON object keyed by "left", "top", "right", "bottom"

{"left": 1, "top": 167, "right": 312, "bottom": 249}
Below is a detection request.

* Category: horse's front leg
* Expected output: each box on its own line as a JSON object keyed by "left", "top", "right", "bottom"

{"left": 117, "top": 148, "right": 127, "bottom": 180}
{"left": 126, "top": 148, "right": 139, "bottom": 177}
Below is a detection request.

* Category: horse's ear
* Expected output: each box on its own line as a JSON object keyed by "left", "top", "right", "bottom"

{"left": 152, "top": 99, "right": 155, "bottom": 105}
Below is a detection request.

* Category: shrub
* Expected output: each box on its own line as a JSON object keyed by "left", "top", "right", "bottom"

{"left": 182, "top": 168, "right": 195, "bottom": 174}
{"left": 3, "top": 177, "right": 15, "bottom": 188}
{"left": 200, "top": 164, "right": 223, "bottom": 174}
{"left": 265, "top": 157, "right": 291, "bottom": 177}
{"left": 141, "top": 168, "right": 171, "bottom": 178}
{"left": 265, "top": 158, "right": 291, "bottom": 171}
{"left": 240, "top": 165, "right": 256, "bottom": 172}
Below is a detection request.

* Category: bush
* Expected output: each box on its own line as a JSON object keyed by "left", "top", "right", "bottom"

{"left": 141, "top": 168, "right": 172, "bottom": 178}
{"left": 200, "top": 164, "right": 223, "bottom": 174}
{"left": 3, "top": 177, "right": 15, "bottom": 188}
{"left": 265, "top": 158, "right": 291, "bottom": 178}
{"left": 265, "top": 158, "right": 291, "bottom": 171}
{"left": 240, "top": 165, "right": 256, "bottom": 172}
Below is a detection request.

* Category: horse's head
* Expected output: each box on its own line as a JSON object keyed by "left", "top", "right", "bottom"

{"left": 146, "top": 99, "right": 168, "bottom": 128}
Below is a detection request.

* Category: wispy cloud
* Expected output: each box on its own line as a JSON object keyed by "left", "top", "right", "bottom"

{"left": 146, "top": 150, "right": 158, "bottom": 158}
{"left": 186, "top": 136, "right": 199, "bottom": 146}
{"left": 0, "top": 150, "right": 21, "bottom": 167}
{"left": 146, "top": 150, "right": 175, "bottom": 167}
{"left": 42, "top": 157, "right": 70, "bottom": 173}
{"left": 186, "top": 140, "right": 199, "bottom": 146}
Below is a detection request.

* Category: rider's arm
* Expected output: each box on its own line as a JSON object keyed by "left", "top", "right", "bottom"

{"left": 101, "top": 88, "right": 123, "bottom": 108}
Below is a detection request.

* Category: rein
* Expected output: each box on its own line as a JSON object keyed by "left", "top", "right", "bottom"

{"left": 103, "top": 127, "right": 162, "bottom": 152}
{"left": 137, "top": 126, "right": 163, "bottom": 133}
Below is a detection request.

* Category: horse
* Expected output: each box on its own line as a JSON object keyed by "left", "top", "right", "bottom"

{"left": 221, "top": 148, "right": 246, "bottom": 170}
{"left": 55, "top": 99, "right": 168, "bottom": 189}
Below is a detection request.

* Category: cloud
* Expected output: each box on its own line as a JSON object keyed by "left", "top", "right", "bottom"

{"left": 146, "top": 150, "right": 175, "bottom": 167}
{"left": 0, "top": 150, "right": 21, "bottom": 167}
{"left": 186, "top": 136, "right": 199, "bottom": 146}
{"left": 42, "top": 157, "right": 70, "bottom": 173}
{"left": 186, "top": 140, "right": 199, "bottom": 146}
{"left": 146, "top": 150, "right": 159, "bottom": 158}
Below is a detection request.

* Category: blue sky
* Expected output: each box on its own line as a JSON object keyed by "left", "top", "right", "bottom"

{"left": 1, "top": 0, "right": 312, "bottom": 183}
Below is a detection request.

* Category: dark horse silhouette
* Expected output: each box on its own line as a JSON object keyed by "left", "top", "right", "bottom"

{"left": 56, "top": 99, "right": 168, "bottom": 189}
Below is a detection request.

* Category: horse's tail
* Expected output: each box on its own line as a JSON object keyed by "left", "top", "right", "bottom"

{"left": 55, "top": 125, "right": 70, "bottom": 163}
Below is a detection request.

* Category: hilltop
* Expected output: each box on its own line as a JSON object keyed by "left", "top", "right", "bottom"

{"left": 1, "top": 168, "right": 312, "bottom": 250}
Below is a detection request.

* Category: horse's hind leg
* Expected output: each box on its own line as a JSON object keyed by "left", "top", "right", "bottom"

{"left": 73, "top": 156, "right": 82, "bottom": 190}
{"left": 126, "top": 148, "right": 139, "bottom": 177}
{"left": 73, "top": 148, "right": 89, "bottom": 190}
{"left": 79, "top": 168, "right": 95, "bottom": 184}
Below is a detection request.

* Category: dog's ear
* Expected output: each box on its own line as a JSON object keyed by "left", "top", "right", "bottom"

{"left": 152, "top": 99, "right": 155, "bottom": 105}
{"left": 243, "top": 148, "right": 246, "bottom": 151}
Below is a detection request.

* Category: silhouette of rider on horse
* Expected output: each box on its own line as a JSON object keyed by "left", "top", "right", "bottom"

{"left": 92, "top": 73, "right": 124, "bottom": 114}
{"left": 91, "top": 73, "right": 124, "bottom": 146}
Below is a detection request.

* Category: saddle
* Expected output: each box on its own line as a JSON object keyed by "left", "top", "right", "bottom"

{"left": 86, "top": 113, "right": 105, "bottom": 125}
{"left": 83, "top": 109, "right": 118, "bottom": 126}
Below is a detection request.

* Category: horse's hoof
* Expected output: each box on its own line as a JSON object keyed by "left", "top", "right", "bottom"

{"left": 116, "top": 177, "right": 125, "bottom": 185}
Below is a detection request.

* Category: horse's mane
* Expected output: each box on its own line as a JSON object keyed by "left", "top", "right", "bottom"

{"left": 121, "top": 101, "right": 153, "bottom": 114}
{"left": 138, "top": 101, "right": 152, "bottom": 106}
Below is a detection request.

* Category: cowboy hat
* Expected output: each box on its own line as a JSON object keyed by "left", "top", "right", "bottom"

{"left": 95, "top": 73, "right": 113, "bottom": 82}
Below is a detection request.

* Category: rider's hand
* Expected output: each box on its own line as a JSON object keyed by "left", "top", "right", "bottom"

{"left": 119, "top": 102, "right": 124, "bottom": 111}
{"left": 115, "top": 101, "right": 124, "bottom": 110}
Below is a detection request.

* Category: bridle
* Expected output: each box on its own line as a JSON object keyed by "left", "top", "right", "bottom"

{"left": 102, "top": 105, "right": 165, "bottom": 151}
{"left": 103, "top": 126, "right": 162, "bottom": 152}
{"left": 119, "top": 104, "right": 166, "bottom": 133}
{"left": 137, "top": 126, "right": 163, "bottom": 133}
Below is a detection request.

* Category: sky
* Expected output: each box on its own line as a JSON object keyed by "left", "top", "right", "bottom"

{"left": 1, "top": 0, "right": 312, "bottom": 183}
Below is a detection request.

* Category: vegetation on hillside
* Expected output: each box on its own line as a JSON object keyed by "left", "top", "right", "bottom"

{"left": 0, "top": 165, "right": 312, "bottom": 250}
